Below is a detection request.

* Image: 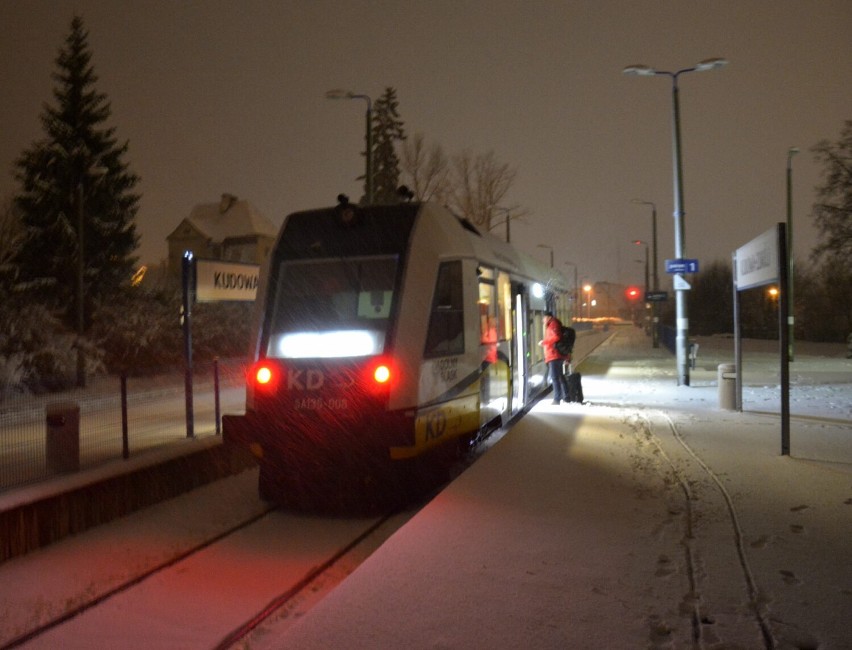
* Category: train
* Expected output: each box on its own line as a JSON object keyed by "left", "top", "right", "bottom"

{"left": 223, "top": 196, "right": 573, "bottom": 511}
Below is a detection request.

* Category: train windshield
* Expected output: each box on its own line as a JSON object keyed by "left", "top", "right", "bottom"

{"left": 266, "top": 255, "right": 399, "bottom": 359}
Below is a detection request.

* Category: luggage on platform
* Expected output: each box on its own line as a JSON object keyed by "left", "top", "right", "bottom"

{"left": 566, "top": 372, "right": 584, "bottom": 404}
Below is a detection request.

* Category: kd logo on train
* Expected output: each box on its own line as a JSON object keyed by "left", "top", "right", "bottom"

{"left": 424, "top": 410, "right": 447, "bottom": 441}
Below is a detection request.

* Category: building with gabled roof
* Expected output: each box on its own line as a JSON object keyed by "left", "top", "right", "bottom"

{"left": 166, "top": 194, "right": 278, "bottom": 275}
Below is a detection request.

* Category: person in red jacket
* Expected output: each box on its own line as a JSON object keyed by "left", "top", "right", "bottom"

{"left": 540, "top": 312, "right": 569, "bottom": 404}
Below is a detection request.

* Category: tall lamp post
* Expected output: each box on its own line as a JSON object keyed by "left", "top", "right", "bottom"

{"left": 74, "top": 163, "right": 107, "bottom": 388}
{"left": 632, "top": 240, "right": 650, "bottom": 295}
{"left": 536, "top": 243, "right": 554, "bottom": 268}
{"left": 564, "top": 261, "right": 579, "bottom": 321}
{"left": 326, "top": 89, "right": 373, "bottom": 204}
{"left": 786, "top": 146, "right": 799, "bottom": 362}
{"left": 632, "top": 240, "right": 650, "bottom": 333}
{"left": 623, "top": 58, "right": 728, "bottom": 385}
{"left": 75, "top": 182, "right": 86, "bottom": 388}
{"left": 631, "top": 199, "right": 660, "bottom": 347}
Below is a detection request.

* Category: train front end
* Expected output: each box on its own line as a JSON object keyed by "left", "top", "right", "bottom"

{"left": 223, "top": 200, "right": 422, "bottom": 510}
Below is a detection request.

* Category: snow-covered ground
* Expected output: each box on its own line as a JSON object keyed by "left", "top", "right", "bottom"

{"left": 259, "top": 327, "right": 852, "bottom": 649}
{"left": 1, "top": 325, "right": 850, "bottom": 649}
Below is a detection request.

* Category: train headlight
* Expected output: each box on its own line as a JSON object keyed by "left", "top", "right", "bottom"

{"left": 275, "top": 330, "right": 383, "bottom": 358}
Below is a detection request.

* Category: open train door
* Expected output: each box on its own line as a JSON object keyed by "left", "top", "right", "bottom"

{"left": 510, "top": 283, "right": 528, "bottom": 414}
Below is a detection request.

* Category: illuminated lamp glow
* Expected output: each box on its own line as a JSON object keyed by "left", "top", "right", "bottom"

{"left": 531, "top": 283, "right": 544, "bottom": 299}
{"left": 277, "top": 330, "right": 382, "bottom": 358}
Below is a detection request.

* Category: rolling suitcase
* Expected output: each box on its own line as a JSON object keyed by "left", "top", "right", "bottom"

{"left": 566, "top": 371, "right": 584, "bottom": 403}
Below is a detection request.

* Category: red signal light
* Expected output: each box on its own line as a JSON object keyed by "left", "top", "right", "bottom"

{"left": 625, "top": 286, "right": 641, "bottom": 301}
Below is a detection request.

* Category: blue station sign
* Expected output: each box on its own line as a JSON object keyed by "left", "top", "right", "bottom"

{"left": 665, "top": 258, "right": 699, "bottom": 274}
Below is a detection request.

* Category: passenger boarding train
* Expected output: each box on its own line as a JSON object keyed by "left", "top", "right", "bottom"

{"left": 223, "top": 197, "right": 572, "bottom": 510}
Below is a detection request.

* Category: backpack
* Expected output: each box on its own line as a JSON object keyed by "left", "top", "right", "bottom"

{"left": 555, "top": 325, "right": 576, "bottom": 356}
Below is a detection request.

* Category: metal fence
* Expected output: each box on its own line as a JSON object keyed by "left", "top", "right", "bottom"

{"left": 0, "top": 359, "right": 247, "bottom": 493}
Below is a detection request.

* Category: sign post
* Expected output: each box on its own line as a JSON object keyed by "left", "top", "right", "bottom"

{"left": 733, "top": 224, "right": 790, "bottom": 454}
{"left": 181, "top": 252, "right": 195, "bottom": 438}
{"left": 181, "top": 256, "right": 260, "bottom": 439}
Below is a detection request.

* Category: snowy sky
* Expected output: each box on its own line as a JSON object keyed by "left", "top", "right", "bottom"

{"left": 1, "top": 1, "right": 850, "bottom": 285}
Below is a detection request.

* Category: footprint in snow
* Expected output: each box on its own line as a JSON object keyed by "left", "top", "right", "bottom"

{"left": 780, "top": 569, "right": 802, "bottom": 585}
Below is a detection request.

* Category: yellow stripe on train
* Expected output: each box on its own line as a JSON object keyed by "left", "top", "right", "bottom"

{"left": 390, "top": 392, "right": 481, "bottom": 460}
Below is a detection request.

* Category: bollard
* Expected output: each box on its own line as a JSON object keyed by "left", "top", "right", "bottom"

{"left": 718, "top": 363, "right": 737, "bottom": 410}
{"left": 45, "top": 401, "right": 80, "bottom": 473}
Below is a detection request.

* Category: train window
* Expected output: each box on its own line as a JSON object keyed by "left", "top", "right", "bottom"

{"left": 478, "top": 280, "right": 495, "bottom": 343}
{"left": 497, "top": 272, "right": 511, "bottom": 341}
{"left": 265, "top": 255, "right": 399, "bottom": 358}
{"left": 424, "top": 260, "right": 464, "bottom": 358}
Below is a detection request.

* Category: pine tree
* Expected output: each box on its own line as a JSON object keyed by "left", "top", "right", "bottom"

{"left": 369, "top": 87, "right": 406, "bottom": 204}
{"left": 14, "top": 15, "right": 140, "bottom": 332}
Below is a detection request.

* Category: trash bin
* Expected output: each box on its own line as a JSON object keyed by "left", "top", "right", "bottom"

{"left": 46, "top": 401, "right": 80, "bottom": 474}
{"left": 717, "top": 364, "right": 737, "bottom": 410}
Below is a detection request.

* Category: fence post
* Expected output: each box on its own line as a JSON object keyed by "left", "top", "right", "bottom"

{"left": 214, "top": 357, "right": 221, "bottom": 435}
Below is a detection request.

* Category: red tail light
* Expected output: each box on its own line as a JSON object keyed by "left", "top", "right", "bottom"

{"left": 251, "top": 361, "right": 280, "bottom": 392}
{"left": 373, "top": 364, "right": 391, "bottom": 384}
{"left": 256, "top": 365, "right": 273, "bottom": 384}
{"left": 365, "top": 357, "right": 395, "bottom": 393}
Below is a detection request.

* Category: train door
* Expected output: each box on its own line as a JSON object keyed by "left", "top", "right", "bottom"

{"left": 478, "top": 269, "right": 506, "bottom": 428}
{"left": 511, "top": 283, "right": 528, "bottom": 413}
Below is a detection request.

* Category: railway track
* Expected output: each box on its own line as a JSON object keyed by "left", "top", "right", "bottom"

{"left": 1, "top": 490, "right": 417, "bottom": 650}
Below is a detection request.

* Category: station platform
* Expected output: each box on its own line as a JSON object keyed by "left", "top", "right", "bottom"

{"left": 269, "top": 326, "right": 852, "bottom": 649}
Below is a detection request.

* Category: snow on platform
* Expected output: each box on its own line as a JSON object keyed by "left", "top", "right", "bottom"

{"left": 263, "top": 326, "right": 852, "bottom": 650}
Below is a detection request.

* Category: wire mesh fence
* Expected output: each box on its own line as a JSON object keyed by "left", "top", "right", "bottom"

{"left": 0, "top": 359, "right": 247, "bottom": 493}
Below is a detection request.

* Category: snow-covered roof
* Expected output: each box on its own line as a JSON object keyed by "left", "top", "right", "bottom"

{"left": 173, "top": 194, "right": 277, "bottom": 242}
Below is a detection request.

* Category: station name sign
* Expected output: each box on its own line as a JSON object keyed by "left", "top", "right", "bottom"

{"left": 195, "top": 259, "right": 260, "bottom": 302}
{"left": 735, "top": 227, "right": 779, "bottom": 290}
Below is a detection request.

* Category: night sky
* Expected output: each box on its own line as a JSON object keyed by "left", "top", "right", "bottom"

{"left": 1, "top": 1, "right": 850, "bottom": 288}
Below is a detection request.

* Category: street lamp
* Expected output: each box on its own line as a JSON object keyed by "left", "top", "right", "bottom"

{"left": 631, "top": 199, "right": 660, "bottom": 347}
{"left": 536, "top": 244, "right": 554, "bottom": 268}
{"left": 75, "top": 163, "right": 108, "bottom": 388}
{"left": 786, "top": 146, "right": 799, "bottom": 362}
{"left": 632, "top": 240, "right": 650, "bottom": 295}
{"left": 630, "top": 200, "right": 658, "bottom": 291}
{"left": 623, "top": 57, "right": 728, "bottom": 385}
{"left": 583, "top": 283, "right": 593, "bottom": 320}
{"left": 564, "top": 261, "right": 579, "bottom": 321}
{"left": 633, "top": 240, "right": 650, "bottom": 332}
{"left": 326, "top": 89, "right": 373, "bottom": 204}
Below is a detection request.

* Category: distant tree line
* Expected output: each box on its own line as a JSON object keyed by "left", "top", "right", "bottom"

{"left": 656, "top": 258, "right": 851, "bottom": 342}
{"left": 673, "top": 119, "right": 852, "bottom": 342}
{"left": 364, "top": 88, "right": 527, "bottom": 234}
